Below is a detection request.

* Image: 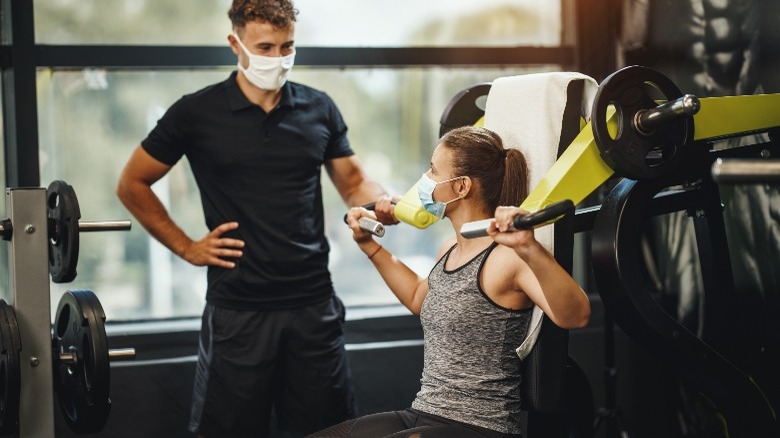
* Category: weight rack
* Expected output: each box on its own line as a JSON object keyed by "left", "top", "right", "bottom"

{"left": 1, "top": 181, "right": 135, "bottom": 437}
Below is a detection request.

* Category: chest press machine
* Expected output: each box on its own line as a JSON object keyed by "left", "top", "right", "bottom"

{"left": 0, "top": 181, "right": 135, "bottom": 437}
{"left": 434, "top": 65, "right": 780, "bottom": 436}
{"left": 346, "top": 64, "right": 780, "bottom": 436}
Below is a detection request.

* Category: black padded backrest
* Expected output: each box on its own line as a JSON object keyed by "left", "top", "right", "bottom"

{"left": 520, "top": 315, "right": 570, "bottom": 412}
{"left": 439, "top": 83, "right": 491, "bottom": 138}
{"left": 520, "top": 206, "right": 575, "bottom": 413}
{"left": 520, "top": 79, "right": 583, "bottom": 413}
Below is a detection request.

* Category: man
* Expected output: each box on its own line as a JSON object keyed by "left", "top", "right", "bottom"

{"left": 116, "top": 1, "right": 394, "bottom": 436}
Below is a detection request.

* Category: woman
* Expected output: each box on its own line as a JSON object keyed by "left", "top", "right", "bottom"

{"left": 311, "top": 126, "right": 591, "bottom": 438}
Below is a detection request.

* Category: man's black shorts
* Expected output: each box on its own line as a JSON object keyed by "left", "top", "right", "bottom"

{"left": 189, "top": 296, "right": 356, "bottom": 437}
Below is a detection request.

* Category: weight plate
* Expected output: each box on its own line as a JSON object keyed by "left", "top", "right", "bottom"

{"left": 47, "top": 180, "right": 81, "bottom": 283}
{"left": 0, "top": 300, "right": 20, "bottom": 436}
{"left": 53, "top": 290, "right": 111, "bottom": 434}
{"left": 591, "top": 65, "right": 695, "bottom": 180}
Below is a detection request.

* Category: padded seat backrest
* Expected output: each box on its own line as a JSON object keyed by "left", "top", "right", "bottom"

{"left": 482, "top": 73, "right": 595, "bottom": 413}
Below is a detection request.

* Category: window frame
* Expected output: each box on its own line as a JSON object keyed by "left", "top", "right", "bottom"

{"left": 2, "top": 1, "right": 584, "bottom": 323}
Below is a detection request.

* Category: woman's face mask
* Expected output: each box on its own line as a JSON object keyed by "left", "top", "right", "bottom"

{"left": 417, "top": 173, "right": 464, "bottom": 219}
{"left": 234, "top": 33, "right": 295, "bottom": 91}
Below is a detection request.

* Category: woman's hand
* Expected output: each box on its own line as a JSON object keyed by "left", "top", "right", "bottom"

{"left": 373, "top": 194, "right": 400, "bottom": 225}
{"left": 487, "top": 206, "right": 538, "bottom": 252}
{"left": 345, "top": 207, "right": 377, "bottom": 245}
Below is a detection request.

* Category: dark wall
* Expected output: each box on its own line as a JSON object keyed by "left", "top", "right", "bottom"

{"left": 595, "top": 1, "right": 780, "bottom": 437}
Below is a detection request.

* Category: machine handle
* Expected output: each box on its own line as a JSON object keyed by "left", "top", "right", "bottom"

{"left": 343, "top": 201, "right": 395, "bottom": 237}
{"left": 357, "top": 217, "right": 385, "bottom": 237}
{"left": 460, "top": 199, "right": 575, "bottom": 239}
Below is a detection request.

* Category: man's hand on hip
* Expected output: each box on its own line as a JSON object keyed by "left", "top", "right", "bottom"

{"left": 183, "top": 221, "right": 245, "bottom": 268}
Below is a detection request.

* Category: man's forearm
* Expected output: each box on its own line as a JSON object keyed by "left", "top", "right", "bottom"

{"left": 117, "top": 181, "right": 192, "bottom": 258}
{"left": 346, "top": 179, "right": 387, "bottom": 207}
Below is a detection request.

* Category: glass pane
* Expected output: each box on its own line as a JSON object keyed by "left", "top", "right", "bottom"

{"left": 35, "top": 0, "right": 233, "bottom": 45}
{"left": 37, "top": 65, "right": 559, "bottom": 320}
{"left": 296, "top": 0, "right": 561, "bottom": 47}
{"left": 34, "top": 0, "right": 560, "bottom": 47}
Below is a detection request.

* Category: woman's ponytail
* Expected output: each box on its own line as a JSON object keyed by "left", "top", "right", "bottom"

{"left": 499, "top": 148, "right": 529, "bottom": 207}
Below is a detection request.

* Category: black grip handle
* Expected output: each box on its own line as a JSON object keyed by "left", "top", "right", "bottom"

{"left": 343, "top": 202, "right": 377, "bottom": 224}
{"left": 460, "top": 199, "right": 575, "bottom": 239}
{"left": 343, "top": 200, "right": 398, "bottom": 224}
{"left": 512, "top": 199, "right": 575, "bottom": 230}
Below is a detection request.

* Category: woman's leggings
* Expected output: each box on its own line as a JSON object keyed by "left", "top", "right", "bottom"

{"left": 306, "top": 409, "right": 522, "bottom": 438}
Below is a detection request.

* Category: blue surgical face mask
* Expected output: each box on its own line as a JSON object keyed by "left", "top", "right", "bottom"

{"left": 417, "top": 173, "right": 464, "bottom": 219}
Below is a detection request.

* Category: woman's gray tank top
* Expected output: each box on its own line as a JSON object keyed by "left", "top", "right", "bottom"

{"left": 411, "top": 243, "right": 532, "bottom": 434}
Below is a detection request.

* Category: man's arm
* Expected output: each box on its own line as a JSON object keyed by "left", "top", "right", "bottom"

{"left": 116, "top": 145, "right": 244, "bottom": 268}
{"left": 325, "top": 155, "right": 397, "bottom": 224}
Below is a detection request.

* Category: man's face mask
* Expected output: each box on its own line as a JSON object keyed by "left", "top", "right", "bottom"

{"left": 234, "top": 33, "right": 295, "bottom": 91}
{"left": 417, "top": 173, "right": 464, "bottom": 219}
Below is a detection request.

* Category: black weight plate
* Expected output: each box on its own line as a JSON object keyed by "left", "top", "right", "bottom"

{"left": 0, "top": 300, "right": 20, "bottom": 436}
{"left": 53, "top": 290, "right": 111, "bottom": 434}
{"left": 47, "top": 180, "right": 81, "bottom": 283}
{"left": 591, "top": 65, "right": 694, "bottom": 180}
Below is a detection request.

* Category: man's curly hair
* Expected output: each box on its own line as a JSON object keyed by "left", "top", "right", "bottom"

{"left": 228, "top": 0, "right": 298, "bottom": 30}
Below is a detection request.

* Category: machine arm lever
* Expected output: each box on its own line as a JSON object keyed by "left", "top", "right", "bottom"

{"left": 460, "top": 199, "right": 575, "bottom": 239}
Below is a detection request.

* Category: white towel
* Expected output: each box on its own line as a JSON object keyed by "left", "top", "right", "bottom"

{"left": 515, "top": 306, "right": 544, "bottom": 360}
{"left": 482, "top": 72, "right": 597, "bottom": 360}
{"left": 484, "top": 72, "right": 598, "bottom": 200}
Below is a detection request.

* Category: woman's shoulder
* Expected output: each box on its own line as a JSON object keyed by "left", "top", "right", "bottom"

{"left": 485, "top": 243, "right": 527, "bottom": 273}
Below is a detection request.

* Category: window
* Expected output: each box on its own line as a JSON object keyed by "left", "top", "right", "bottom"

{"left": 35, "top": 0, "right": 560, "bottom": 47}
{"left": 30, "top": 1, "right": 565, "bottom": 320}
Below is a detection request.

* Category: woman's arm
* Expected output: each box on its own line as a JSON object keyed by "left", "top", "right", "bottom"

{"left": 346, "top": 207, "right": 449, "bottom": 315}
{"left": 488, "top": 206, "right": 591, "bottom": 329}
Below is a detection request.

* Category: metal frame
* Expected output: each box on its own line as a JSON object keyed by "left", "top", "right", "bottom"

{"left": 591, "top": 138, "right": 780, "bottom": 436}
{"left": 1, "top": 0, "right": 41, "bottom": 187}
{"left": 6, "top": 188, "right": 55, "bottom": 438}
{"left": 35, "top": 45, "right": 574, "bottom": 69}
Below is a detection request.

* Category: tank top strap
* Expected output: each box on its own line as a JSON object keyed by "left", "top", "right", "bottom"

{"left": 477, "top": 242, "right": 500, "bottom": 273}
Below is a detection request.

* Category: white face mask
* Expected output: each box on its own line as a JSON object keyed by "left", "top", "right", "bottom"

{"left": 233, "top": 33, "right": 295, "bottom": 91}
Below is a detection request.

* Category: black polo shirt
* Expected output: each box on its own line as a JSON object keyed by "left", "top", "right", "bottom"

{"left": 142, "top": 72, "right": 354, "bottom": 309}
